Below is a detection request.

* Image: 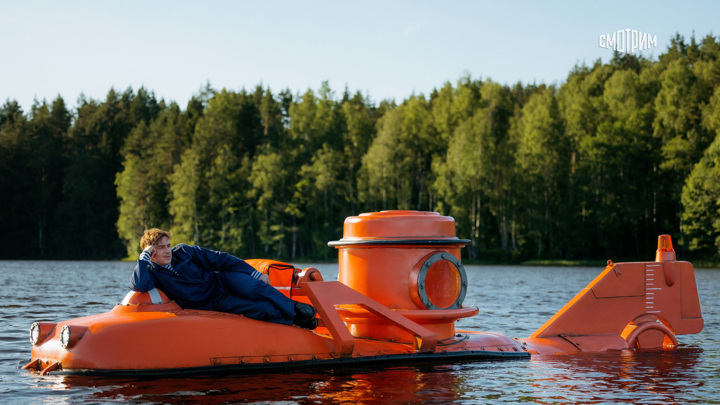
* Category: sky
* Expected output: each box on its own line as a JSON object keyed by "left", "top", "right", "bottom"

{"left": 1, "top": 0, "right": 717, "bottom": 112}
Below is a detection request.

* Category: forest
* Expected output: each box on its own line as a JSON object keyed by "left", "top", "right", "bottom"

{"left": 2, "top": 34, "right": 720, "bottom": 263}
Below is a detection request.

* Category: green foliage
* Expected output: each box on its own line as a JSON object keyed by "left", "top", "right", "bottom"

{"left": 116, "top": 104, "right": 188, "bottom": 257}
{"left": 682, "top": 85, "right": 720, "bottom": 258}
{"left": 359, "top": 107, "right": 406, "bottom": 209}
{"left": 169, "top": 148, "right": 201, "bottom": 246}
{"left": 433, "top": 79, "right": 516, "bottom": 260}
{"left": 4, "top": 32, "right": 720, "bottom": 261}
{"left": 515, "top": 86, "right": 568, "bottom": 258}
{"left": 682, "top": 134, "right": 720, "bottom": 257}
{"left": 57, "top": 89, "right": 142, "bottom": 259}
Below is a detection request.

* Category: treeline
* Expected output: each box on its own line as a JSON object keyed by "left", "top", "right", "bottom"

{"left": 3, "top": 34, "right": 720, "bottom": 262}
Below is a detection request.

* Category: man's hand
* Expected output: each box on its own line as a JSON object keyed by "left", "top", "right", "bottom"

{"left": 139, "top": 245, "right": 156, "bottom": 262}
{"left": 259, "top": 273, "right": 270, "bottom": 284}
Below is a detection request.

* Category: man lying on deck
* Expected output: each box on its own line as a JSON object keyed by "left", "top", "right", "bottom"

{"left": 130, "top": 228, "right": 318, "bottom": 329}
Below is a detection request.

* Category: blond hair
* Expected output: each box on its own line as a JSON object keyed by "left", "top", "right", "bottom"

{"left": 140, "top": 228, "right": 171, "bottom": 250}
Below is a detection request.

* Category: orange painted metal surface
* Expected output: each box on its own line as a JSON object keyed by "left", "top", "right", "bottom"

{"left": 331, "top": 211, "right": 474, "bottom": 341}
{"left": 24, "top": 214, "right": 703, "bottom": 375}
{"left": 244, "top": 259, "right": 297, "bottom": 298}
{"left": 521, "top": 235, "right": 704, "bottom": 354}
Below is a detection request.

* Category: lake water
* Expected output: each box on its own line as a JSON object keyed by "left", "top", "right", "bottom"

{"left": 1, "top": 261, "right": 718, "bottom": 404}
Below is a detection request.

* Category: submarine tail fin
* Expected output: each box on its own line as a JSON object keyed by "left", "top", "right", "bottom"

{"left": 526, "top": 235, "right": 703, "bottom": 352}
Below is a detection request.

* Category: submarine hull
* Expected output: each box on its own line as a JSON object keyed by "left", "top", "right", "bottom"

{"left": 27, "top": 304, "right": 528, "bottom": 376}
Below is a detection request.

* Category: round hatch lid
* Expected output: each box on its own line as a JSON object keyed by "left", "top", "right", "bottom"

{"left": 328, "top": 210, "right": 470, "bottom": 247}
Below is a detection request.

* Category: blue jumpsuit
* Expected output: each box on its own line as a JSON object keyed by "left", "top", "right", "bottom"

{"left": 130, "top": 244, "right": 295, "bottom": 325}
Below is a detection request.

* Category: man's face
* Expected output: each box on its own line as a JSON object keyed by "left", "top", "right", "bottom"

{"left": 150, "top": 236, "right": 172, "bottom": 266}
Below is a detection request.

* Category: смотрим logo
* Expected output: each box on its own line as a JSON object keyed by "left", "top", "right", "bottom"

{"left": 599, "top": 29, "right": 657, "bottom": 55}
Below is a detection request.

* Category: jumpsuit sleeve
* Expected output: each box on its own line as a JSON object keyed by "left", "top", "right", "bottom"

{"left": 184, "top": 244, "right": 264, "bottom": 280}
{"left": 130, "top": 258, "right": 156, "bottom": 292}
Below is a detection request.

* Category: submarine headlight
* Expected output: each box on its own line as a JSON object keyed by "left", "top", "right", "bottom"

{"left": 29, "top": 322, "right": 56, "bottom": 346}
{"left": 60, "top": 325, "right": 71, "bottom": 348}
{"left": 59, "top": 325, "right": 87, "bottom": 349}
{"left": 30, "top": 323, "right": 40, "bottom": 345}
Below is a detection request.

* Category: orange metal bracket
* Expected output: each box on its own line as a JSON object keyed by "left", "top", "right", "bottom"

{"left": 625, "top": 321, "right": 678, "bottom": 349}
{"left": 297, "top": 276, "right": 438, "bottom": 357}
{"left": 22, "top": 359, "right": 40, "bottom": 371}
{"left": 40, "top": 361, "right": 61, "bottom": 376}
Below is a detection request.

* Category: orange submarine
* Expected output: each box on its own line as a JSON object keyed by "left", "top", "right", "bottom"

{"left": 24, "top": 211, "right": 704, "bottom": 375}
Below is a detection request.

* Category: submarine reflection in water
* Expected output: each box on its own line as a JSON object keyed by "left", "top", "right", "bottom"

{"left": 25, "top": 211, "right": 704, "bottom": 375}
{"left": 43, "top": 348, "right": 704, "bottom": 404}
